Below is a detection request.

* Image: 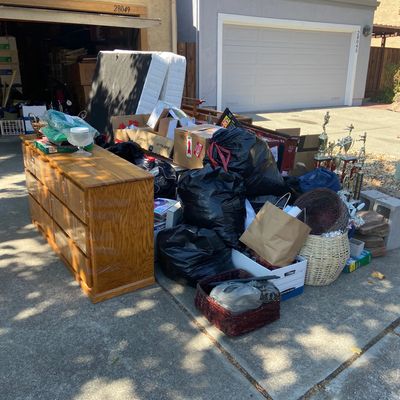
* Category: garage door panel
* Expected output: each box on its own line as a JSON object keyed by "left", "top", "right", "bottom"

{"left": 222, "top": 24, "right": 351, "bottom": 112}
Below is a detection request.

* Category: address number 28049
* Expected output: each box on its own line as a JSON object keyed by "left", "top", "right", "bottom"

{"left": 114, "top": 4, "right": 131, "bottom": 13}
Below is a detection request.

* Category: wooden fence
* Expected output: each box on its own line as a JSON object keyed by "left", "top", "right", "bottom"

{"left": 365, "top": 47, "right": 400, "bottom": 97}
{"left": 177, "top": 42, "right": 196, "bottom": 99}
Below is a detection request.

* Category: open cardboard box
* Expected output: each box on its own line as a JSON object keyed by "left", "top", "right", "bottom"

{"left": 231, "top": 249, "right": 307, "bottom": 301}
{"left": 112, "top": 114, "right": 174, "bottom": 159}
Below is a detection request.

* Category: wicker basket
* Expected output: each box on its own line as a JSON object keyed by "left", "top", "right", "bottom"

{"left": 299, "top": 232, "right": 350, "bottom": 286}
{"left": 294, "top": 188, "right": 349, "bottom": 235}
{"left": 195, "top": 269, "right": 280, "bottom": 336}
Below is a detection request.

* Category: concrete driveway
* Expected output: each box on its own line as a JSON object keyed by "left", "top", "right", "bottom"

{"left": 1, "top": 136, "right": 400, "bottom": 400}
{"left": 247, "top": 105, "right": 400, "bottom": 158}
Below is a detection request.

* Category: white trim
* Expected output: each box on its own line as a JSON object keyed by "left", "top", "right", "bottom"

{"left": 217, "top": 13, "right": 361, "bottom": 110}
{"left": 194, "top": 0, "right": 200, "bottom": 97}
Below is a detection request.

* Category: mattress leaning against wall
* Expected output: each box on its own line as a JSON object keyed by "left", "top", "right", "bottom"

{"left": 158, "top": 52, "right": 186, "bottom": 108}
{"left": 111, "top": 50, "right": 187, "bottom": 110}
{"left": 87, "top": 51, "right": 169, "bottom": 135}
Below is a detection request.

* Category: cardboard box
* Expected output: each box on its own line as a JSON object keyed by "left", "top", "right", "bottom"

{"left": 0, "top": 36, "right": 17, "bottom": 51}
{"left": 112, "top": 114, "right": 174, "bottom": 158}
{"left": 278, "top": 128, "right": 319, "bottom": 176}
{"left": 343, "top": 250, "right": 372, "bottom": 273}
{"left": 147, "top": 101, "right": 194, "bottom": 131}
{"left": 34, "top": 138, "right": 92, "bottom": 154}
{"left": 158, "top": 117, "right": 178, "bottom": 139}
{"left": 231, "top": 249, "right": 307, "bottom": 301}
{"left": 173, "top": 124, "right": 220, "bottom": 169}
{"left": 69, "top": 62, "right": 96, "bottom": 86}
{"left": 0, "top": 50, "right": 19, "bottom": 64}
{"left": 75, "top": 85, "right": 92, "bottom": 108}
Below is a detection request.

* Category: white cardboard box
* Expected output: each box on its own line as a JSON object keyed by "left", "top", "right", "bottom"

{"left": 231, "top": 249, "right": 307, "bottom": 293}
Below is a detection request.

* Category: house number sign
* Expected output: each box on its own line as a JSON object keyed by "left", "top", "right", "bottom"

{"left": 114, "top": 4, "right": 131, "bottom": 13}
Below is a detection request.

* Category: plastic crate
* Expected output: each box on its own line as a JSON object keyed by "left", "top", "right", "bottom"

{"left": 0, "top": 119, "right": 25, "bottom": 135}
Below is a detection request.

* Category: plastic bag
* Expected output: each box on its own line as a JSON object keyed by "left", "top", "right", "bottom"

{"left": 42, "top": 110, "right": 99, "bottom": 144}
{"left": 204, "top": 127, "right": 288, "bottom": 197}
{"left": 178, "top": 165, "right": 246, "bottom": 247}
{"left": 157, "top": 224, "right": 233, "bottom": 286}
{"left": 245, "top": 199, "right": 256, "bottom": 229}
{"left": 107, "top": 142, "right": 145, "bottom": 166}
{"left": 150, "top": 161, "right": 177, "bottom": 199}
{"left": 298, "top": 168, "right": 341, "bottom": 193}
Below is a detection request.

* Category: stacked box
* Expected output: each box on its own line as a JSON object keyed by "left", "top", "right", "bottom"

{"left": 343, "top": 250, "right": 372, "bottom": 273}
{"left": 0, "top": 37, "right": 21, "bottom": 86}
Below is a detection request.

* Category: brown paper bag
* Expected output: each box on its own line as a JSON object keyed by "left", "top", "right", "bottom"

{"left": 240, "top": 202, "right": 311, "bottom": 267}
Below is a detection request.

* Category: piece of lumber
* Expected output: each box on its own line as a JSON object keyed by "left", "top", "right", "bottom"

{"left": 0, "top": 0, "right": 146, "bottom": 16}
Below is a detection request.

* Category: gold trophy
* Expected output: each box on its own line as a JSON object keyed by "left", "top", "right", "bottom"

{"left": 314, "top": 111, "right": 332, "bottom": 162}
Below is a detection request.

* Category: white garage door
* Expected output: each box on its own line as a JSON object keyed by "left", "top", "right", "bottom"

{"left": 221, "top": 24, "right": 352, "bottom": 112}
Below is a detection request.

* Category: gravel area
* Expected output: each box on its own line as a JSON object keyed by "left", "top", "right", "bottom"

{"left": 363, "top": 153, "right": 400, "bottom": 199}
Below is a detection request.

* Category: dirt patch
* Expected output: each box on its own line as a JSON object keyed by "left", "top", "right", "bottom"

{"left": 363, "top": 153, "right": 400, "bottom": 199}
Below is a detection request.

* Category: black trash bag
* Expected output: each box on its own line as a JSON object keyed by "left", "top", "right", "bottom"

{"left": 157, "top": 224, "right": 233, "bottom": 287}
{"left": 248, "top": 195, "right": 284, "bottom": 214}
{"left": 178, "top": 165, "right": 246, "bottom": 247}
{"left": 152, "top": 160, "right": 177, "bottom": 199}
{"left": 204, "top": 127, "right": 288, "bottom": 197}
{"left": 107, "top": 142, "right": 144, "bottom": 167}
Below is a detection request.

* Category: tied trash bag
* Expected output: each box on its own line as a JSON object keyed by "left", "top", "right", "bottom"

{"left": 107, "top": 142, "right": 145, "bottom": 166}
{"left": 108, "top": 144, "right": 177, "bottom": 199}
{"left": 42, "top": 110, "right": 99, "bottom": 144}
{"left": 204, "top": 127, "right": 288, "bottom": 197}
{"left": 150, "top": 160, "right": 177, "bottom": 199}
{"left": 157, "top": 225, "right": 232, "bottom": 286}
{"left": 178, "top": 165, "right": 246, "bottom": 247}
{"left": 298, "top": 168, "right": 341, "bottom": 193}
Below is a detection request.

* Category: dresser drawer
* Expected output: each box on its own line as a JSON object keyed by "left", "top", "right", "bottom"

{"left": 63, "top": 177, "right": 86, "bottom": 223}
{"left": 54, "top": 223, "right": 92, "bottom": 287}
{"left": 28, "top": 195, "right": 54, "bottom": 243}
{"left": 25, "top": 171, "right": 52, "bottom": 213}
{"left": 51, "top": 194, "right": 87, "bottom": 254}
{"left": 23, "top": 143, "right": 36, "bottom": 175}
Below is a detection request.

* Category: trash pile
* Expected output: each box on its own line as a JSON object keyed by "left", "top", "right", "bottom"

{"left": 27, "top": 51, "right": 398, "bottom": 336}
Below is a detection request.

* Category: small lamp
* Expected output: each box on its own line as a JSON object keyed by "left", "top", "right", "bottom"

{"left": 363, "top": 25, "right": 372, "bottom": 37}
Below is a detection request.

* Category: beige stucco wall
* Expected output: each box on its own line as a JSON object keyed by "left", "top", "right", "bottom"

{"left": 94, "top": 0, "right": 173, "bottom": 51}
{"left": 372, "top": 0, "right": 400, "bottom": 47}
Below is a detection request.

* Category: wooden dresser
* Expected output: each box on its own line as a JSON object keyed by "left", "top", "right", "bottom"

{"left": 21, "top": 137, "right": 155, "bottom": 303}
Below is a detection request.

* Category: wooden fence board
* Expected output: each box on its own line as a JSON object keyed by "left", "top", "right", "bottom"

{"left": 365, "top": 47, "right": 400, "bottom": 97}
{"left": 177, "top": 42, "right": 196, "bottom": 99}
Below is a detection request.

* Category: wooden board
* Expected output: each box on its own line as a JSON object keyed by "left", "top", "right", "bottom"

{"left": 177, "top": 42, "right": 196, "bottom": 98}
{"left": 0, "top": 0, "right": 147, "bottom": 16}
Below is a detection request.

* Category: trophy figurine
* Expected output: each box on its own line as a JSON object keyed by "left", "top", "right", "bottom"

{"left": 342, "top": 124, "right": 354, "bottom": 155}
{"left": 314, "top": 111, "right": 331, "bottom": 161}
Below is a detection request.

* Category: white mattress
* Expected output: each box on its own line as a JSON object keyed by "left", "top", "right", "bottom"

{"left": 135, "top": 53, "right": 169, "bottom": 114}
{"left": 113, "top": 50, "right": 186, "bottom": 111}
{"left": 159, "top": 52, "right": 186, "bottom": 108}
{"left": 111, "top": 50, "right": 169, "bottom": 115}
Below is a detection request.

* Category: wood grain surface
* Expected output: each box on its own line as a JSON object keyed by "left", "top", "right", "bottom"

{"left": 88, "top": 179, "right": 154, "bottom": 294}
{"left": 21, "top": 138, "right": 152, "bottom": 189}
{"left": 0, "top": 0, "right": 147, "bottom": 16}
{"left": 22, "top": 138, "right": 155, "bottom": 302}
